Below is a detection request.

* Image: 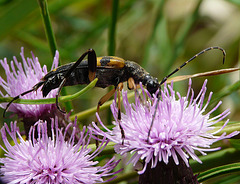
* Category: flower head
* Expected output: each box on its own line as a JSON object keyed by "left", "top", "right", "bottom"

{"left": 0, "top": 47, "right": 59, "bottom": 119}
{"left": 0, "top": 118, "right": 120, "bottom": 184}
{"left": 91, "top": 79, "right": 239, "bottom": 174}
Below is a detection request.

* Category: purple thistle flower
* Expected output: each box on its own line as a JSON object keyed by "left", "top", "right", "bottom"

{"left": 91, "top": 79, "right": 239, "bottom": 174}
{"left": 0, "top": 47, "right": 59, "bottom": 119}
{"left": 0, "top": 118, "right": 120, "bottom": 184}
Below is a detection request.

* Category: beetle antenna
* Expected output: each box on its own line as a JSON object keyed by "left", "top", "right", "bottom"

{"left": 3, "top": 81, "right": 44, "bottom": 118}
{"left": 160, "top": 46, "right": 226, "bottom": 85}
{"left": 147, "top": 46, "right": 226, "bottom": 142}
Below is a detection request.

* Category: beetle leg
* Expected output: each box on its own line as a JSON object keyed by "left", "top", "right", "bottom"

{"left": 94, "top": 83, "right": 125, "bottom": 146}
{"left": 56, "top": 48, "right": 97, "bottom": 113}
{"left": 94, "top": 87, "right": 116, "bottom": 147}
{"left": 116, "top": 83, "right": 125, "bottom": 144}
{"left": 128, "top": 77, "right": 146, "bottom": 104}
{"left": 56, "top": 79, "right": 67, "bottom": 113}
{"left": 129, "top": 77, "right": 157, "bottom": 143}
{"left": 95, "top": 88, "right": 116, "bottom": 120}
{"left": 87, "top": 49, "right": 97, "bottom": 82}
{"left": 127, "top": 77, "right": 136, "bottom": 90}
{"left": 128, "top": 77, "right": 141, "bottom": 97}
{"left": 128, "top": 77, "right": 156, "bottom": 143}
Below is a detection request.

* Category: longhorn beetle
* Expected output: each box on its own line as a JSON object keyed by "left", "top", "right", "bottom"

{"left": 3, "top": 47, "right": 226, "bottom": 142}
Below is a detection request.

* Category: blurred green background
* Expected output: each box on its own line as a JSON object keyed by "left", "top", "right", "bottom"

{"left": 0, "top": 0, "right": 239, "bottom": 123}
{"left": 0, "top": 0, "right": 239, "bottom": 183}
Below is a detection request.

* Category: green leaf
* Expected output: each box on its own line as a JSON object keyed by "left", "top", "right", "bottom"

{"left": 198, "top": 163, "right": 240, "bottom": 182}
{"left": 230, "top": 139, "right": 240, "bottom": 151}
{"left": 190, "top": 148, "right": 240, "bottom": 173}
{"left": 0, "top": 78, "right": 98, "bottom": 105}
{"left": 70, "top": 91, "right": 135, "bottom": 121}
{"left": 211, "top": 80, "right": 240, "bottom": 104}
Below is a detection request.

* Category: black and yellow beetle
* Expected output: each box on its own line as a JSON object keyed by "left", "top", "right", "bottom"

{"left": 3, "top": 47, "right": 226, "bottom": 141}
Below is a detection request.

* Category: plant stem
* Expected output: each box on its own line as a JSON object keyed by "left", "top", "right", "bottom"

{"left": 37, "top": 0, "right": 73, "bottom": 111}
{"left": 37, "top": 0, "right": 58, "bottom": 59}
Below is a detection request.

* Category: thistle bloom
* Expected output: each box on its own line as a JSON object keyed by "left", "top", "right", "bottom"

{"left": 0, "top": 118, "right": 120, "bottom": 184}
{"left": 91, "top": 79, "right": 239, "bottom": 174}
{"left": 0, "top": 47, "right": 58, "bottom": 119}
